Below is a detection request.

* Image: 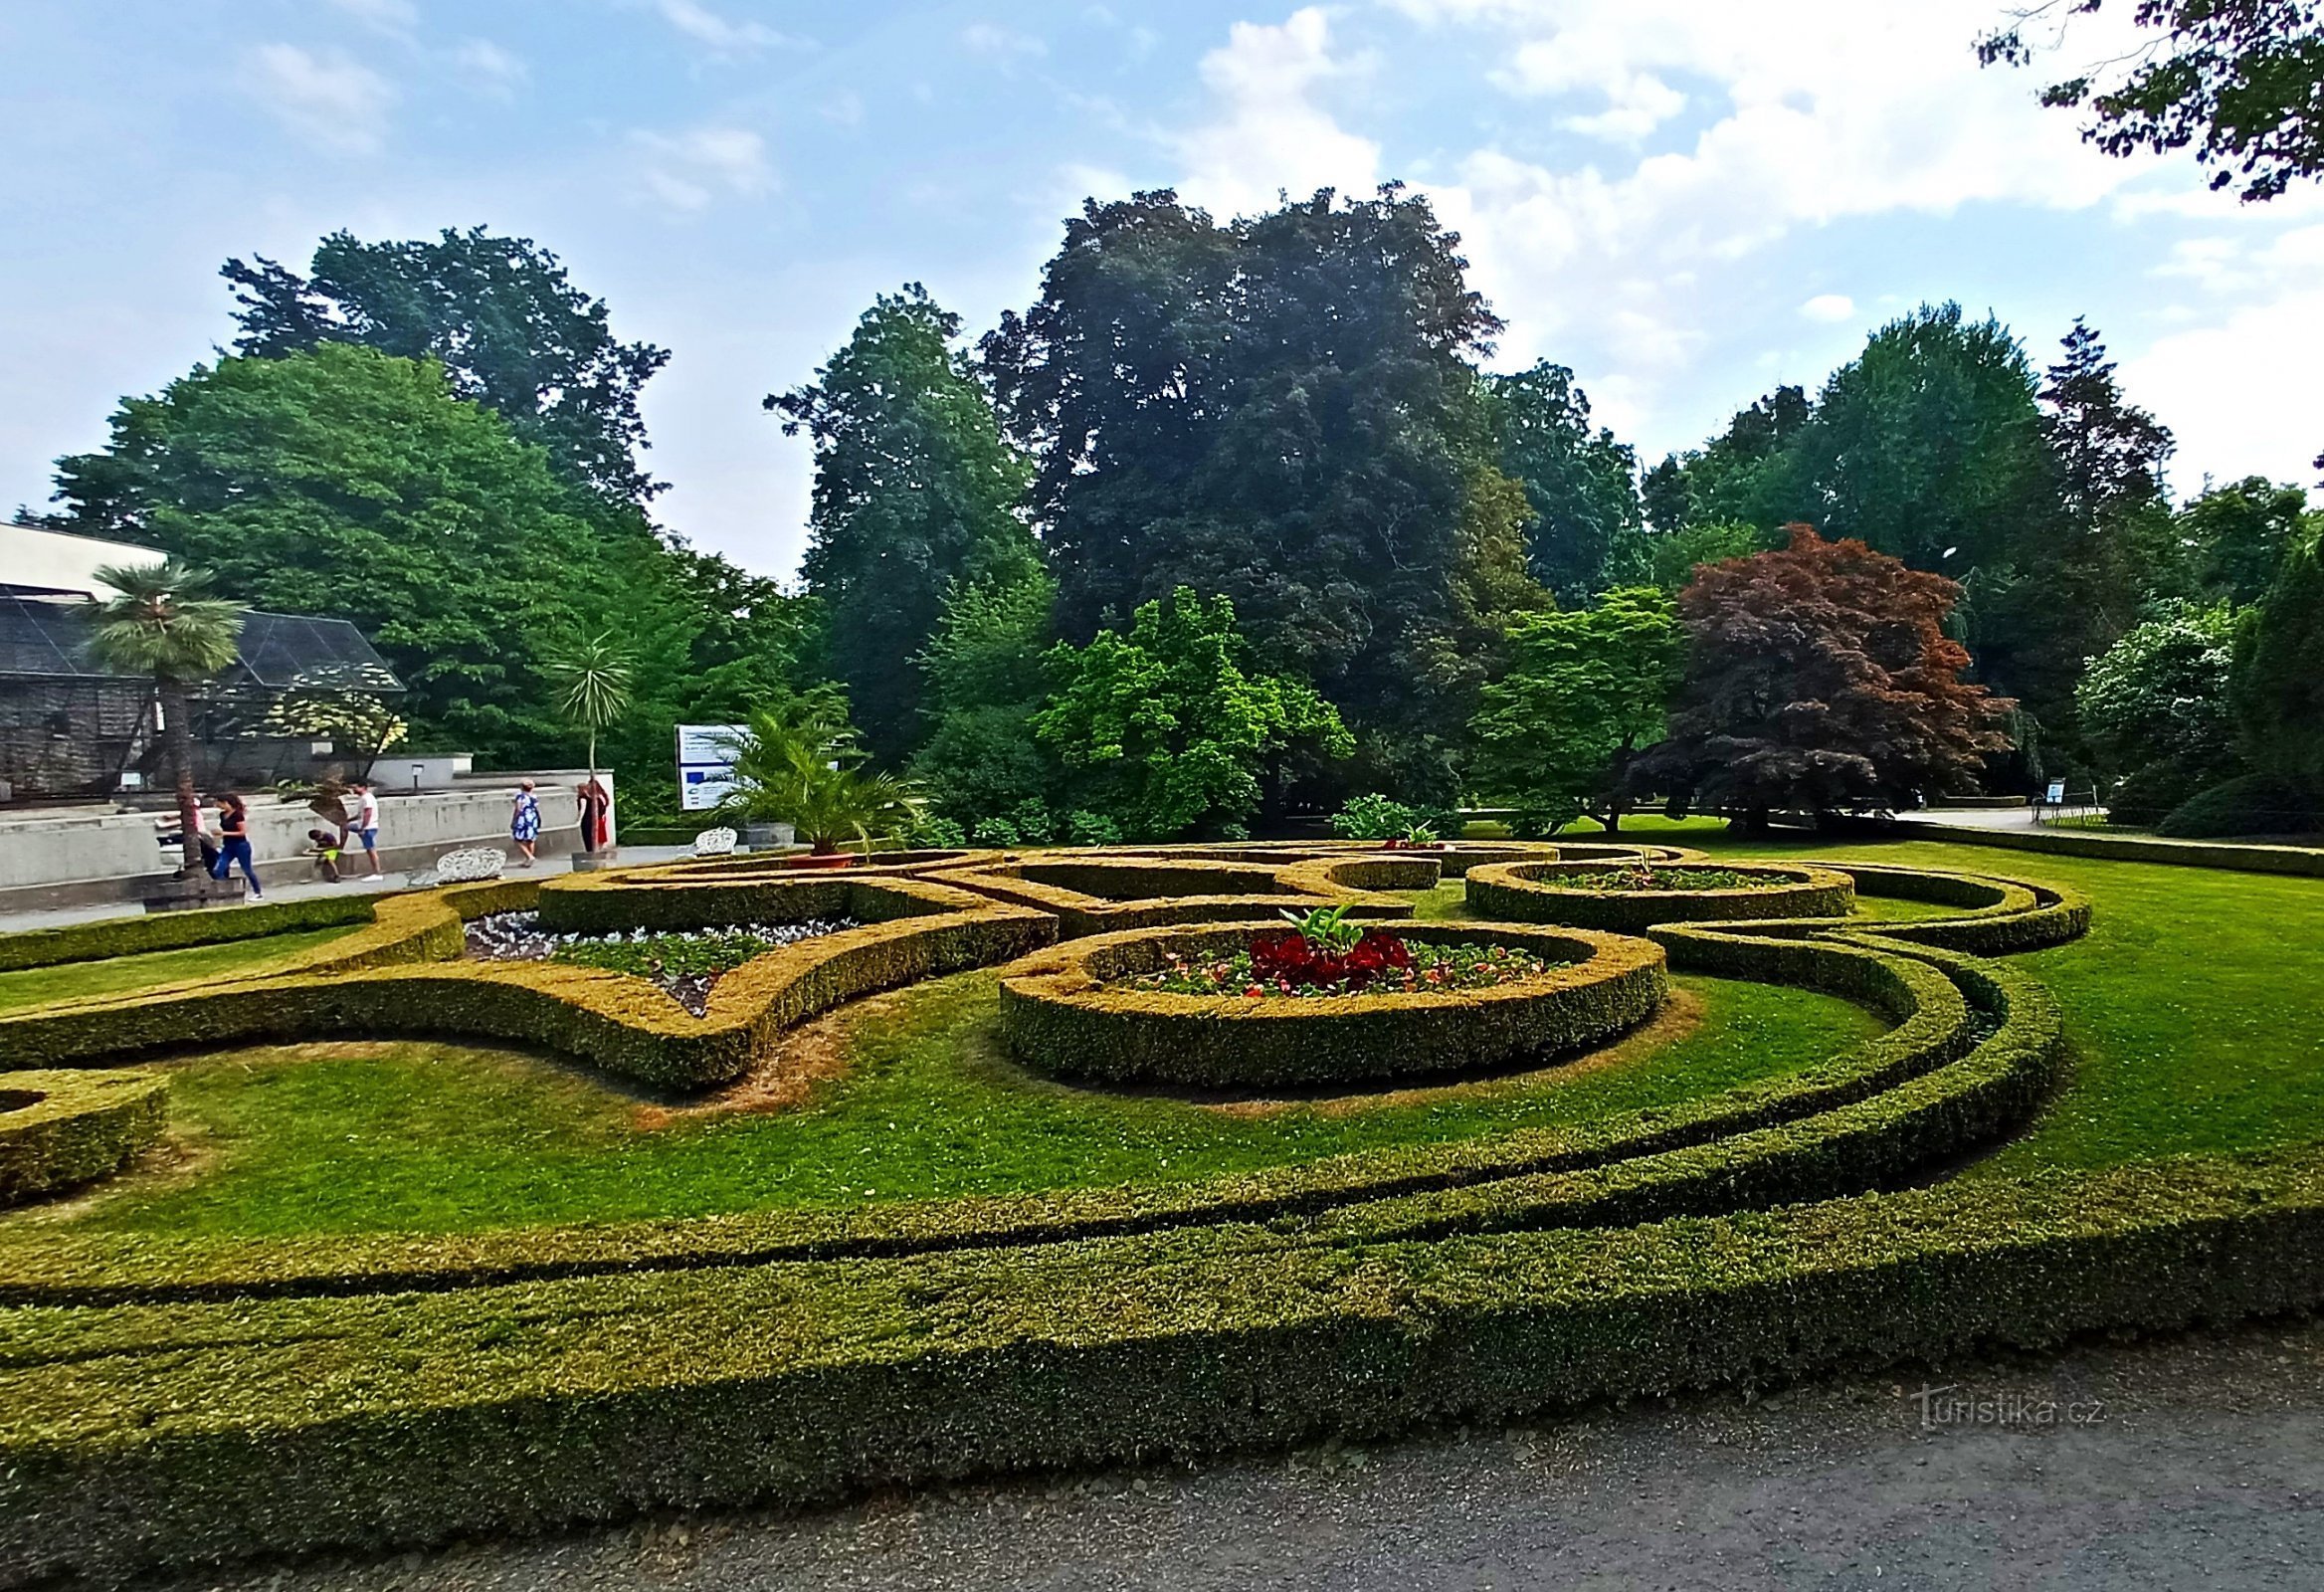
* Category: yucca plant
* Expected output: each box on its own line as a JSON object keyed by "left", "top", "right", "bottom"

{"left": 716, "top": 699, "right": 923, "bottom": 854}
{"left": 542, "top": 630, "right": 635, "bottom": 792}
{"left": 86, "top": 560, "right": 244, "bottom": 873}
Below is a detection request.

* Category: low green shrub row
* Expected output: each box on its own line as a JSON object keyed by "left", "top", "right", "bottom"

{"left": 1823, "top": 863, "right": 2091, "bottom": 955}
{"left": 536, "top": 871, "right": 985, "bottom": 937}
{"left": 1465, "top": 861, "right": 1857, "bottom": 933}
{"left": 1906, "top": 818, "right": 2324, "bottom": 878}
{"left": 5, "top": 1147, "right": 2323, "bottom": 1585}
{"left": 0, "top": 1071, "right": 168, "bottom": 1207}
{"left": 998, "top": 921, "right": 1670, "bottom": 1091}
{"left": 0, "top": 893, "right": 381, "bottom": 975}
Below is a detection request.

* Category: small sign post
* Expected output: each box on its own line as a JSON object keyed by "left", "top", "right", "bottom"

{"left": 676, "top": 724, "right": 745, "bottom": 813}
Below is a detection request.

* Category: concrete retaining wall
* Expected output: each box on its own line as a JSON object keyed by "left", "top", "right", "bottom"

{"left": 0, "top": 773, "right": 618, "bottom": 910}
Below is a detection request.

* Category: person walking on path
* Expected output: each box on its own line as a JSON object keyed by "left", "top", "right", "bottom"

{"left": 209, "top": 793, "right": 262, "bottom": 898}
{"left": 576, "top": 776, "right": 611, "bottom": 856}
{"left": 348, "top": 781, "right": 384, "bottom": 878}
{"left": 509, "top": 779, "right": 541, "bottom": 867}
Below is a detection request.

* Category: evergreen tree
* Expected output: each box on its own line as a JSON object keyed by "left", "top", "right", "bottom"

{"left": 1482, "top": 361, "right": 1643, "bottom": 602}
{"left": 2233, "top": 525, "right": 2324, "bottom": 790}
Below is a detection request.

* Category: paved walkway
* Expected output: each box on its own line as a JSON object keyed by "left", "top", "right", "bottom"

{"left": 167, "top": 1314, "right": 2324, "bottom": 1592}
{"left": 0, "top": 847, "right": 701, "bottom": 934}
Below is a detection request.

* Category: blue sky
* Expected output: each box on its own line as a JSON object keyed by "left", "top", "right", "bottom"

{"left": 4, "top": 0, "right": 2318, "bottom": 580}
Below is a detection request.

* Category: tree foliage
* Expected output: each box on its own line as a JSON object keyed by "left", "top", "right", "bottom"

{"left": 1033, "top": 587, "right": 1352, "bottom": 840}
{"left": 86, "top": 560, "right": 244, "bottom": 871}
{"left": 49, "top": 344, "right": 813, "bottom": 779}
{"left": 1978, "top": 0, "right": 2324, "bottom": 202}
{"left": 983, "top": 186, "right": 1523, "bottom": 796}
{"left": 2075, "top": 602, "right": 2242, "bottom": 819}
{"left": 2233, "top": 524, "right": 2324, "bottom": 790}
{"left": 770, "top": 285, "right": 1037, "bottom": 763}
{"left": 715, "top": 697, "right": 922, "bottom": 854}
{"left": 223, "top": 227, "right": 670, "bottom": 504}
{"left": 1468, "top": 588, "right": 1683, "bottom": 833}
{"left": 909, "top": 568, "right": 1064, "bottom": 830}
{"left": 1483, "top": 361, "right": 1643, "bottom": 602}
{"left": 1640, "top": 526, "right": 2012, "bottom": 823}
{"left": 2182, "top": 476, "right": 2314, "bottom": 605}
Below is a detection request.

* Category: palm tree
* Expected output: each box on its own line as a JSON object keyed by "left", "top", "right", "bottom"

{"left": 542, "top": 631, "right": 635, "bottom": 793}
{"left": 86, "top": 561, "right": 244, "bottom": 873}
{"left": 717, "top": 699, "right": 923, "bottom": 854}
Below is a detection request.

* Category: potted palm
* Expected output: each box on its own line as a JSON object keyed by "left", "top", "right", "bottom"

{"left": 87, "top": 560, "right": 246, "bottom": 909}
{"left": 716, "top": 700, "right": 921, "bottom": 861}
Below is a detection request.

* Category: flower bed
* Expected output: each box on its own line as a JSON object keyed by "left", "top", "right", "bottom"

{"left": 467, "top": 912, "right": 859, "bottom": 1016}
{"left": 1464, "top": 860, "right": 1856, "bottom": 933}
{"left": 1123, "top": 935, "right": 1557, "bottom": 999}
{"left": 1000, "top": 918, "right": 1666, "bottom": 1091}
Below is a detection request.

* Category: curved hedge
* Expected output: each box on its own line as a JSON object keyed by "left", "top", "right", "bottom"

{"left": 0, "top": 1070, "right": 168, "bottom": 1207}
{"left": 0, "top": 878, "right": 1053, "bottom": 1093}
{"left": 998, "top": 920, "right": 1667, "bottom": 1091}
{"left": 1464, "top": 861, "right": 1857, "bottom": 933}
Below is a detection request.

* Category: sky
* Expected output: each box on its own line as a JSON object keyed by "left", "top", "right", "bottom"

{"left": 4, "top": 0, "right": 2319, "bottom": 582}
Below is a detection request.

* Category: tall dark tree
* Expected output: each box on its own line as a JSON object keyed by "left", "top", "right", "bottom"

{"left": 1482, "top": 361, "right": 1642, "bottom": 601}
{"left": 1640, "top": 525, "right": 2012, "bottom": 827}
{"left": 2233, "top": 523, "right": 2324, "bottom": 788}
{"left": 223, "top": 228, "right": 670, "bottom": 505}
{"left": 1640, "top": 454, "right": 1691, "bottom": 533}
{"left": 1670, "top": 385, "right": 1817, "bottom": 531}
{"left": 771, "top": 284, "right": 1038, "bottom": 763}
{"left": 1979, "top": 0, "right": 2324, "bottom": 202}
{"left": 983, "top": 185, "right": 1518, "bottom": 800}
{"left": 2040, "top": 317, "right": 2175, "bottom": 526}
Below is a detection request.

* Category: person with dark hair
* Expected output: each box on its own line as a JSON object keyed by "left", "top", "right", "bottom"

{"left": 304, "top": 828, "right": 343, "bottom": 884}
{"left": 576, "top": 776, "right": 611, "bottom": 856}
{"left": 509, "top": 779, "right": 541, "bottom": 867}
{"left": 209, "top": 793, "right": 262, "bottom": 897}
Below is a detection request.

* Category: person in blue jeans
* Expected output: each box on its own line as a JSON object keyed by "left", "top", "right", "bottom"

{"left": 209, "top": 792, "right": 262, "bottom": 897}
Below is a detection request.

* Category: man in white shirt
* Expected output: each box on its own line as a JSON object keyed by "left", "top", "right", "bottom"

{"left": 350, "top": 781, "right": 384, "bottom": 878}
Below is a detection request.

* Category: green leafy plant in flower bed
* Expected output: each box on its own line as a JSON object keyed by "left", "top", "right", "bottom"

{"left": 1560, "top": 864, "right": 1773, "bottom": 893}
{"left": 552, "top": 929, "right": 824, "bottom": 982}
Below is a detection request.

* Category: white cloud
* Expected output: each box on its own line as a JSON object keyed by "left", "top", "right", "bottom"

{"left": 962, "top": 23, "right": 1049, "bottom": 65}
{"left": 451, "top": 39, "right": 528, "bottom": 98}
{"left": 2125, "top": 288, "right": 2324, "bottom": 495}
{"left": 631, "top": 124, "right": 773, "bottom": 210}
{"left": 820, "top": 89, "right": 864, "bottom": 127}
{"left": 244, "top": 44, "right": 396, "bottom": 155}
{"left": 1174, "top": 7, "right": 1380, "bottom": 218}
{"left": 326, "top": 0, "right": 417, "bottom": 35}
{"left": 1800, "top": 293, "right": 1854, "bottom": 322}
{"left": 653, "top": 0, "right": 806, "bottom": 58}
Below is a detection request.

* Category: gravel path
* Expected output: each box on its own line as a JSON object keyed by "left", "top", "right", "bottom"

{"left": 161, "top": 1313, "right": 2324, "bottom": 1592}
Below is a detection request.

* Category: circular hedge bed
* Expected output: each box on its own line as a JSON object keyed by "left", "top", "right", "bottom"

{"left": 1463, "top": 860, "right": 1856, "bottom": 933}
{"left": 997, "top": 919, "right": 1667, "bottom": 1091}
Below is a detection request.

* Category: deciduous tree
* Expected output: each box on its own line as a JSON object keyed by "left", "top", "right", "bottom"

{"left": 1640, "top": 525, "right": 2012, "bottom": 827}
{"left": 771, "top": 285, "right": 1037, "bottom": 763}
{"left": 1034, "top": 587, "right": 1352, "bottom": 840}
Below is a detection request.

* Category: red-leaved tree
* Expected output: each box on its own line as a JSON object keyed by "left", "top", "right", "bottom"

{"left": 1638, "top": 524, "right": 2011, "bottom": 829}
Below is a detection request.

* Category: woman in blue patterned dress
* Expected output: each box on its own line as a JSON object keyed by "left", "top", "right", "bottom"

{"left": 509, "top": 779, "right": 541, "bottom": 867}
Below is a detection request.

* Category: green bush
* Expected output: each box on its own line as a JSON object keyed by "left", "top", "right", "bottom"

{"left": 2158, "top": 772, "right": 2323, "bottom": 839}
{"left": 0, "top": 1070, "right": 168, "bottom": 1206}
{"left": 1330, "top": 793, "right": 1427, "bottom": 841}
{"left": 0, "top": 893, "right": 381, "bottom": 975}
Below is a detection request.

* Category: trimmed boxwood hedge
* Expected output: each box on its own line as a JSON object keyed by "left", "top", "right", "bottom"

{"left": 1464, "top": 861, "right": 1857, "bottom": 933}
{"left": 0, "top": 1070, "right": 167, "bottom": 1206}
{"left": 998, "top": 920, "right": 1668, "bottom": 1091}
{"left": 0, "top": 880, "right": 1053, "bottom": 1093}
{"left": 3, "top": 1146, "right": 2323, "bottom": 1585}
{"left": 0, "top": 893, "right": 382, "bottom": 975}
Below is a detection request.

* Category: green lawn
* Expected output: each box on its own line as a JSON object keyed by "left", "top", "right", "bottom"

{"left": 15, "top": 966, "right": 1878, "bottom": 1239}
{"left": 1634, "top": 825, "right": 2324, "bottom": 1169}
{"left": 0, "top": 927, "right": 361, "bottom": 1014}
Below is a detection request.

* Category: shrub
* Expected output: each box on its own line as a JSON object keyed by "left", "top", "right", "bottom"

{"left": 1464, "top": 861, "right": 1856, "bottom": 933}
{"left": 1330, "top": 793, "right": 1426, "bottom": 841}
{"left": 0, "top": 1070, "right": 168, "bottom": 1206}
{"left": 2158, "top": 772, "right": 2323, "bottom": 838}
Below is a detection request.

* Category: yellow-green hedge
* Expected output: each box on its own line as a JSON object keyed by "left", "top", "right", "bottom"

{"left": 0, "top": 1070, "right": 167, "bottom": 1206}
{"left": 0, "top": 894, "right": 382, "bottom": 975}
{"left": 1464, "top": 860, "right": 1858, "bottom": 933}
{"left": 4, "top": 1147, "right": 2322, "bottom": 1584}
{"left": 0, "top": 884, "right": 1052, "bottom": 1094}
{"left": 998, "top": 920, "right": 1668, "bottom": 1090}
